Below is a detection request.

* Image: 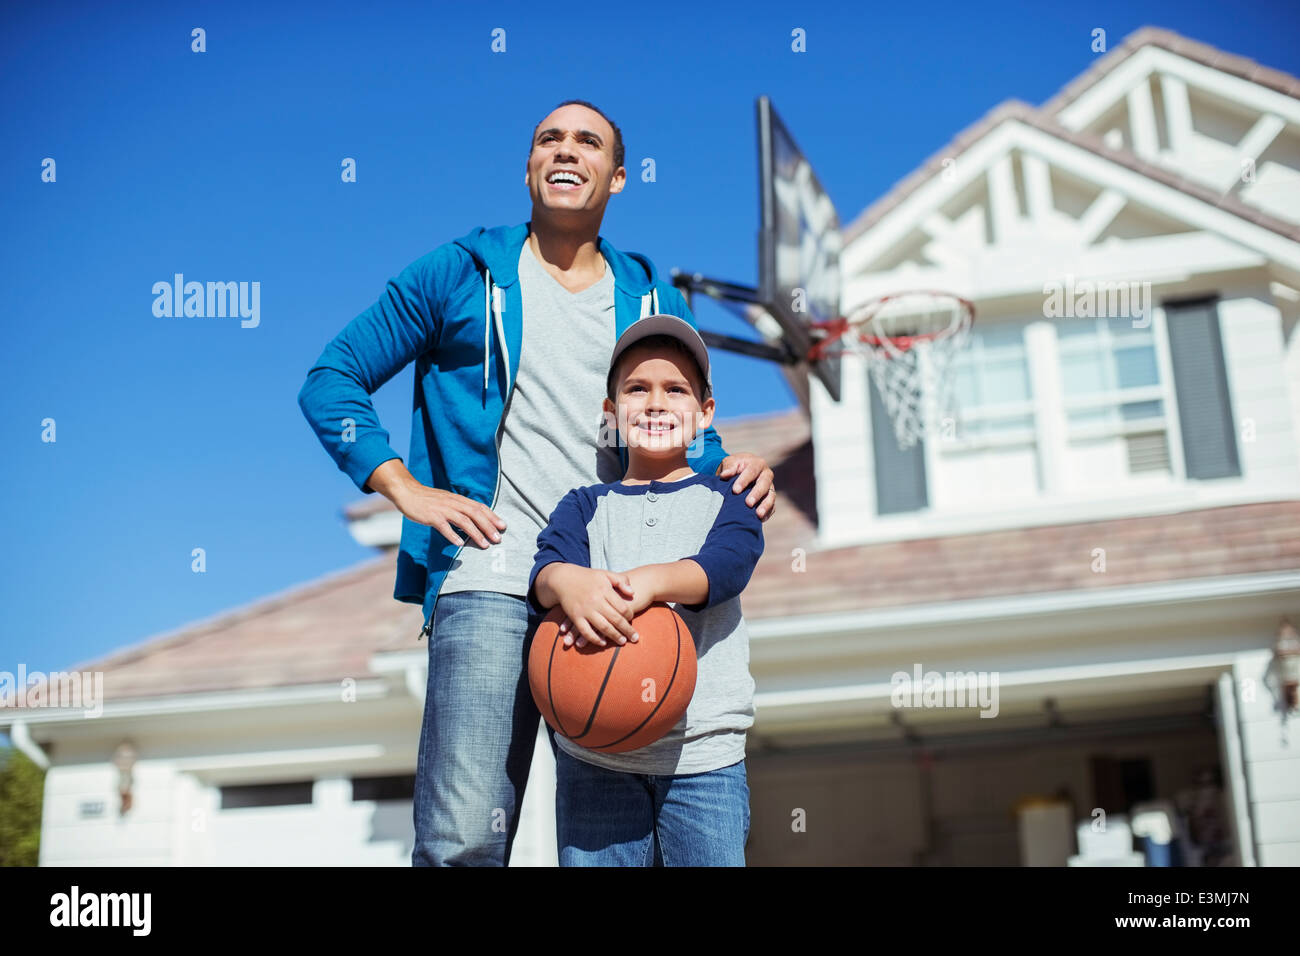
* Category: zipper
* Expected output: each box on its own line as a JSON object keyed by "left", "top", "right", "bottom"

{"left": 419, "top": 303, "right": 517, "bottom": 642}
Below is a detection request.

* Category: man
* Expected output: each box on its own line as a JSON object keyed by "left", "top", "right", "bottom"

{"left": 297, "top": 100, "right": 776, "bottom": 866}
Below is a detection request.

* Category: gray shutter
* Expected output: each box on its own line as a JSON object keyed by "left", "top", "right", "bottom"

{"left": 870, "top": 375, "right": 928, "bottom": 513}
{"left": 1164, "top": 298, "right": 1240, "bottom": 479}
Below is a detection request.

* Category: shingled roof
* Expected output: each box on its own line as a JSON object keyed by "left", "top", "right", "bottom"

{"left": 41, "top": 408, "right": 1299, "bottom": 705}
{"left": 1041, "top": 25, "right": 1300, "bottom": 116}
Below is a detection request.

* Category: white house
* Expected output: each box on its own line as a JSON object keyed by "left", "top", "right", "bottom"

{"left": 4, "top": 26, "right": 1298, "bottom": 866}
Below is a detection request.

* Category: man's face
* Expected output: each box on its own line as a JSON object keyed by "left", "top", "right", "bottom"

{"left": 526, "top": 104, "right": 625, "bottom": 219}
{"left": 603, "top": 348, "right": 714, "bottom": 459}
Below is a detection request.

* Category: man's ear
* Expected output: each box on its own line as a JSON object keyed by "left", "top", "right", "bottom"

{"left": 607, "top": 164, "right": 627, "bottom": 196}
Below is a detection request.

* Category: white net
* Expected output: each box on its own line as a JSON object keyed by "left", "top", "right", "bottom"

{"left": 841, "top": 292, "right": 973, "bottom": 449}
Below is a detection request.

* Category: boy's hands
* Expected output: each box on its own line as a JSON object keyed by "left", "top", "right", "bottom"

{"left": 555, "top": 566, "right": 660, "bottom": 648}
{"left": 552, "top": 566, "right": 641, "bottom": 649}
{"left": 620, "top": 567, "right": 659, "bottom": 619}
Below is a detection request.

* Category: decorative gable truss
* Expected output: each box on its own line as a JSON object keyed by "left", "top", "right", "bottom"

{"left": 841, "top": 107, "right": 1300, "bottom": 304}
{"left": 1049, "top": 39, "right": 1300, "bottom": 226}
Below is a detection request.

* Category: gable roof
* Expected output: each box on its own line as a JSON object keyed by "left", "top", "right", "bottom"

{"left": 842, "top": 100, "right": 1300, "bottom": 251}
{"left": 842, "top": 29, "right": 1300, "bottom": 250}
{"left": 51, "top": 555, "right": 426, "bottom": 702}
{"left": 1042, "top": 25, "right": 1300, "bottom": 117}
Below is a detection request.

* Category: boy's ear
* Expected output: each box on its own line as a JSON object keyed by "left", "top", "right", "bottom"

{"left": 698, "top": 396, "right": 715, "bottom": 430}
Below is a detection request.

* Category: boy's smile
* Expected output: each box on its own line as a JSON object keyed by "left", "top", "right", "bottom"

{"left": 637, "top": 416, "right": 677, "bottom": 436}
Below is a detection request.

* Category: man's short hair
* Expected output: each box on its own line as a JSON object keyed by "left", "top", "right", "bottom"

{"left": 532, "top": 99, "right": 625, "bottom": 172}
{"left": 607, "top": 334, "right": 709, "bottom": 403}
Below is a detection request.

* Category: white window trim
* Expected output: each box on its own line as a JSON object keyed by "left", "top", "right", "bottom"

{"left": 1062, "top": 384, "right": 1164, "bottom": 413}
{"left": 937, "top": 310, "right": 1183, "bottom": 485}
{"left": 1053, "top": 308, "right": 1185, "bottom": 480}
{"left": 1055, "top": 314, "right": 1178, "bottom": 460}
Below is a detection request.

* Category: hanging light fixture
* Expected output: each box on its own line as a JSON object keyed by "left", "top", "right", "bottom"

{"left": 112, "top": 741, "right": 137, "bottom": 815}
{"left": 1273, "top": 618, "right": 1300, "bottom": 714}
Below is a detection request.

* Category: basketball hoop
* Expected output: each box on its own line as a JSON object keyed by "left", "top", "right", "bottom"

{"left": 808, "top": 290, "right": 975, "bottom": 448}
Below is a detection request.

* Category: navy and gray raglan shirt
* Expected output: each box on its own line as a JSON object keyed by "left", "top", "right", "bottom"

{"left": 526, "top": 470, "right": 765, "bottom": 776}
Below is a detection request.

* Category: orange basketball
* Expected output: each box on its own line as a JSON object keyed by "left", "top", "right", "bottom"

{"left": 528, "top": 602, "right": 697, "bottom": 754}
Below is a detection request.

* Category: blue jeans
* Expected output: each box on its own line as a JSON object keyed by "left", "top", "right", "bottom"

{"left": 412, "top": 591, "right": 550, "bottom": 866}
{"left": 555, "top": 747, "right": 750, "bottom": 866}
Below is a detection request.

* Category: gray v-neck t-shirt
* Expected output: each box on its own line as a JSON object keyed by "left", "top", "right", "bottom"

{"left": 440, "top": 242, "right": 624, "bottom": 598}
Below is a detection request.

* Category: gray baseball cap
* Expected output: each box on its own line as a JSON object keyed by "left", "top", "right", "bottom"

{"left": 606, "top": 314, "right": 713, "bottom": 399}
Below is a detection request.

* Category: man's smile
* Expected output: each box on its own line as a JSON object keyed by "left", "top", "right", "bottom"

{"left": 547, "top": 169, "right": 587, "bottom": 190}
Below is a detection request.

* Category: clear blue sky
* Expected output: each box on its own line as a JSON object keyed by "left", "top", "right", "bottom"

{"left": 2, "top": 0, "right": 1297, "bottom": 731}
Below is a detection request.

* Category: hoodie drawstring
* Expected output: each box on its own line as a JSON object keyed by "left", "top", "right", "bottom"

{"left": 483, "top": 267, "right": 492, "bottom": 394}
{"left": 638, "top": 286, "right": 659, "bottom": 318}
{"left": 493, "top": 284, "right": 509, "bottom": 394}
{"left": 482, "top": 267, "right": 511, "bottom": 398}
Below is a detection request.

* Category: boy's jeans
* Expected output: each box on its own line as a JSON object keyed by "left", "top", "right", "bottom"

{"left": 412, "top": 590, "right": 547, "bottom": 866}
{"left": 555, "top": 747, "right": 750, "bottom": 866}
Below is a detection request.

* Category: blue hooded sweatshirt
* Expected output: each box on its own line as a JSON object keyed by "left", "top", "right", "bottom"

{"left": 297, "top": 222, "right": 730, "bottom": 638}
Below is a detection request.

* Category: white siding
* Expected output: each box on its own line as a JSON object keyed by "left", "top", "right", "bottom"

{"left": 37, "top": 722, "right": 559, "bottom": 867}
{"left": 810, "top": 359, "right": 875, "bottom": 549}
{"left": 1231, "top": 649, "right": 1300, "bottom": 867}
{"left": 40, "top": 763, "right": 177, "bottom": 866}
{"left": 209, "top": 777, "right": 409, "bottom": 866}
{"left": 1282, "top": 289, "right": 1300, "bottom": 468}
{"left": 1218, "top": 291, "right": 1300, "bottom": 487}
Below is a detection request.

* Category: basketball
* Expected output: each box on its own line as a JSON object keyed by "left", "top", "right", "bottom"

{"left": 528, "top": 602, "right": 698, "bottom": 754}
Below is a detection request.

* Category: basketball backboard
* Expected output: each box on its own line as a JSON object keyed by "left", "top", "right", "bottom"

{"left": 757, "top": 96, "right": 844, "bottom": 402}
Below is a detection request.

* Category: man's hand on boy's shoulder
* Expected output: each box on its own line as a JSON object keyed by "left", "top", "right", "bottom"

{"left": 715, "top": 454, "right": 776, "bottom": 521}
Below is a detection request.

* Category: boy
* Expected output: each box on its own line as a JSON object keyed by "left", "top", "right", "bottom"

{"left": 526, "top": 314, "right": 765, "bottom": 867}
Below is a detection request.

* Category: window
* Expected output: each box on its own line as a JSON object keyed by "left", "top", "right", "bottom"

{"left": 1056, "top": 316, "right": 1173, "bottom": 485}
{"left": 867, "top": 297, "right": 1236, "bottom": 522}
{"left": 351, "top": 774, "right": 415, "bottom": 802}
{"left": 927, "top": 322, "right": 1041, "bottom": 510}
{"left": 949, "top": 323, "right": 1036, "bottom": 444}
{"left": 219, "top": 780, "right": 314, "bottom": 809}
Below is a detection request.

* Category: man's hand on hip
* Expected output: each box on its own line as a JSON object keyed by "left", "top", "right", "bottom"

{"left": 366, "top": 459, "right": 506, "bottom": 548}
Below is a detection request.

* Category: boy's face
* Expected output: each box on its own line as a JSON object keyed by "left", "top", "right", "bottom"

{"left": 603, "top": 347, "right": 714, "bottom": 460}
